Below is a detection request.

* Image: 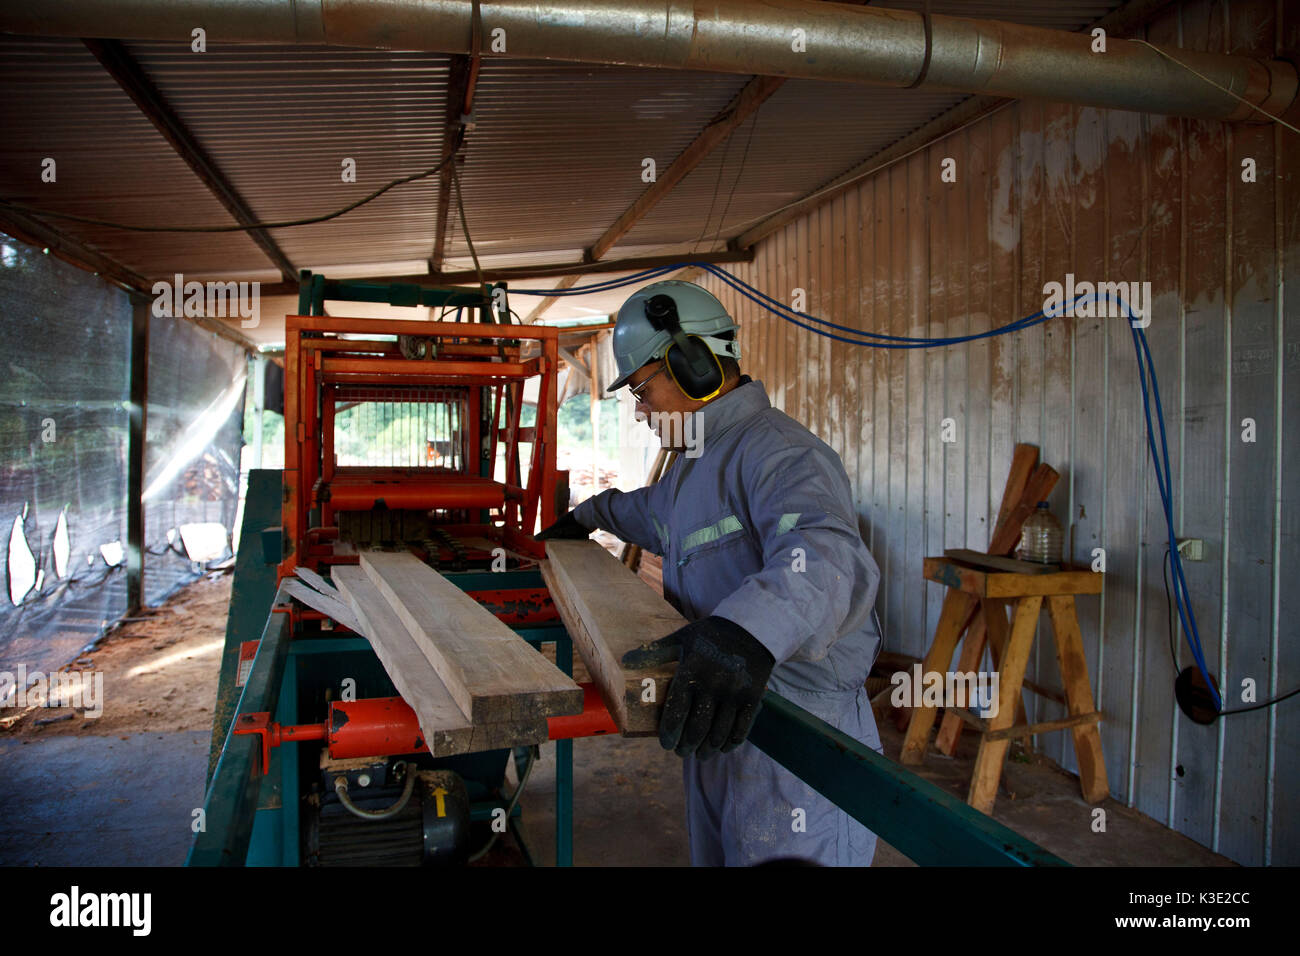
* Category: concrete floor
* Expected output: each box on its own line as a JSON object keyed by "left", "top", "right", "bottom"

{"left": 0, "top": 732, "right": 210, "bottom": 866}
{"left": 0, "top": 715, "right": 1236, "bottom": 866}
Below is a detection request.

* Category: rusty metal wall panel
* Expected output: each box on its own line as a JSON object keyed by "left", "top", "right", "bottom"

{"left": 1274, "top": 0, "right": 1300, "bottom": 874}
{"left": 697, "top": 0, "right": 1293, "bottom": 869}
{"left": 1220, "top": 0, "right": 1278, "bottom": 866}
{"left": 0, "top": 38, "right": 272, "bottom": 278}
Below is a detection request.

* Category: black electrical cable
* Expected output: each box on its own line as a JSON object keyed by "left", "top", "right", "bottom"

{"left": 710, "top": 110, "right": 759, "bottom": 251}
{"left": 450, "top": 161, "right": 484, "bottom": 286}
{"left": 1217, "top": 685, "right": 1300, "bottom": 716}
{"left": 0, "top": 152, "right": 459, "bottom": 234}
{"left": 693, "top": 123, "right": 736, "bottom": 254}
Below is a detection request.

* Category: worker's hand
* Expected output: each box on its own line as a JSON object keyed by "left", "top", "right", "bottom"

{"left": 625, "top": 616, "right": 775, "bottom": 760}
{"left": 534, "top": 511, "right": 594, "bottom": 541}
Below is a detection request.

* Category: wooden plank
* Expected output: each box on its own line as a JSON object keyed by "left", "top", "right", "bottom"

{"left": 986, "top": 569, "right": 1102, "bottom": 598}
{"left": 541, "top": 539, "right": 679, "bottom": 736}
{"left": 901, "top": 589, "right": 976, "bottom": 765}
{"left": 923, "top": 557, "right": 987, "bottom": 595}
{"left": 990, "top": 444, "right": 1039, "bottom": 553}
{"left": 294, "top": 565, "right": 341, "bottom": 599}
{"left": 1046, "top": 595, "right": 1109, "bottom": 802}
{"left": 283, "top": 579, "right": 362, "bottom": 634}
{"left": 950, "top": 709, "right": 1101, "bottom": 741}
{"left": 332, "top": 566, "right": 550, "bottom": 755}
{"left": 935, "top": 606, "right": 988, "bottom": 755}
{"left": 982, "top": 597, "right": 1028, "bottom": 730}
{"left": 360, "top": 550, "right": 583, "bottom": 723}
{"left": 925, "top": 557, "right": 1101, "bottom": 598}
{"left": 943, "top": 548, "right": 1057, "bottom": 575}
{"left": 984, "top": 711, "right": 1101, "bottom": 743}
{"left": 969, "top": 595, "right": 1042, "bottom": 813}
{"left": 987, "top": 462, "right": 1061, "bottom": 556}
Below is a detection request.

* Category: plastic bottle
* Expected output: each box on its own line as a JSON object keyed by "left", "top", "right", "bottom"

{"left": 1017, "top": 502, "right": 1062, "bottom": 565}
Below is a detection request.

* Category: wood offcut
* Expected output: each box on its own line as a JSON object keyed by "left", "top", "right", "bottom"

{"left": 542, "top": 539, "right": 681, "bottom": 736}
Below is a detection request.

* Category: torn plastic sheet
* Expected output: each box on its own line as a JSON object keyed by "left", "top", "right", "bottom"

{"left": 144, "top": 312, "right": 246, "bottom": 605}
{"left": 0, "top": 232, "right": 131, "bottom": 674}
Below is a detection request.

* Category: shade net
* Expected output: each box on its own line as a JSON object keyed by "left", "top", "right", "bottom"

{"left": 143, "top": 312, "right": 246, "bottom": 605}
{"left": 0, "top": 234, "right": 132, "bottom": 677}
{"left": 0, "top": 233, "right": 249, "bottom": 681}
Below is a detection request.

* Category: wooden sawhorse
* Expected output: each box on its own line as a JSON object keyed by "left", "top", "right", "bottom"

{"left": 901, "top": 557, "right": 1109, "bottom": 814}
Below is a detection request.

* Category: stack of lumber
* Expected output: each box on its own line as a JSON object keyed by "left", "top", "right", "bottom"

{"left": 327, "top": 550, "right": 583, "bottom": 756}
{"left": 542, "top": 539, "right": 681, "bottom": 736}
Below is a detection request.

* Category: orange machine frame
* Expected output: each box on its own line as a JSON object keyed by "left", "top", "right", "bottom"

{"left": 278, "top": 314, "right": 563, "bottom": 581}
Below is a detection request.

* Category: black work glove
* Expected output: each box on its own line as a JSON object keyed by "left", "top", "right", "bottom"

{"left": 622, "top": 615, "right": 775, "bottom": 760}
{"left": 534, "top": 511, "right": 594, "bottom": 541}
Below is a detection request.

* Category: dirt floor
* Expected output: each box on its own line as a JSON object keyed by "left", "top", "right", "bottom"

{"left": 0, "top": 572, "right": 232, "bottom": 739}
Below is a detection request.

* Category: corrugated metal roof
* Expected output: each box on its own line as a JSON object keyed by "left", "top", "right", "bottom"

{"left": 446, "top": 58, "right": 749, "bottom": 262}
{"left": 618, "top": 83, "right": 968, "bottom": 253}
{"left": 0, "top": 37, "right": 273, "bottom": 279}
{"left": 128, "top": 43, "right": 452, "bottom": 276}
{"left": 0, "top": 0, "right": 1128, "bottom": 299}
{"left": 617, "top": 0, "right": 1126, "bottom": 254}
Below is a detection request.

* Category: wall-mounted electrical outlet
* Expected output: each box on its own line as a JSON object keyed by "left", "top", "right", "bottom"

{"left": 1177, "top": 538, "right": 1205, "bottom": 561}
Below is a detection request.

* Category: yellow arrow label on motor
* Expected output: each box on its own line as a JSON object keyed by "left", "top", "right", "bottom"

{"left": 432, "top": 786, "right": 447, "bottom": 818}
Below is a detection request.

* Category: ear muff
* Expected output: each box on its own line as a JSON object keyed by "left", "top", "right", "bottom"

{"left": 665, "top": 336, "right": 725, "bottom": 401}
{"left": 644, "top": 294, "right": 726, "bottom": 401}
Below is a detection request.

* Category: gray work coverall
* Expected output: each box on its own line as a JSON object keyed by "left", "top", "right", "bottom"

{"left": 574, "top": 378, "right": 883, "bottom": 866}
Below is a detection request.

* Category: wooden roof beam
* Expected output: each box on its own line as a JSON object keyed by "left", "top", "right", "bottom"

{"left": 585, "top": 74, "right": 784, "bottom": 263}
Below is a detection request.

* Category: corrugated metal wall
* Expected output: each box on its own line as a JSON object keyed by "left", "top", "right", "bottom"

{"left": 699, "top": 0, "right": 1297, "bottom": 866}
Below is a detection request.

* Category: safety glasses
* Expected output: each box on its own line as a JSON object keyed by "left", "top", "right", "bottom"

{"left": 627, "top": 362, "right": 668, "bottom": 401}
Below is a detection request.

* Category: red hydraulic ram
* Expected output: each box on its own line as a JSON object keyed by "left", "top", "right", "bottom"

{"left": 234, "top": 685, "right": 617, "bottom": 772}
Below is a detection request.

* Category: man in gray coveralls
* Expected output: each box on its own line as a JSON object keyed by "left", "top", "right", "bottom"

{"left": 538, "top": 279, "right": 883, "bottom": 866}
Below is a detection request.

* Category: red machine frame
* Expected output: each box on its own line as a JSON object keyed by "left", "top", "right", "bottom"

{"left": 278, "top": 314, "right": 564, "bottom": 580}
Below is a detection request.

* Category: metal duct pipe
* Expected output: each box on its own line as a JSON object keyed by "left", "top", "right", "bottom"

{"left": 1, "top": 0, "right": 1293, "bottom": 122}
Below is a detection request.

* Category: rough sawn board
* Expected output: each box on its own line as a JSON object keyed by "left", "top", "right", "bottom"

{"left": 542, "top": 539, "right": 680, "bottom": 736}
{"left": 360, "top": 550, "right": 583, "bottom": 723}
{"left": 332, "top": 566, "right": 551, "bottom": 755}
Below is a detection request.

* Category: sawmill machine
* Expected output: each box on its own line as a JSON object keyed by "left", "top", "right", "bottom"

{"left": 189, "top": 272, "right": 614, "bottom": 867}
{"left": 190, "top": 272, "right": 1067, "bottom": 869}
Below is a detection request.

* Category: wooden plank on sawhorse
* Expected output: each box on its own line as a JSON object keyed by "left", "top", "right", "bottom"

{"left": 904, "top": 557, "right": 1109, "bottom": 815}
{"left": 933, "top": 445, "right": 1058, "bottom": 755}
